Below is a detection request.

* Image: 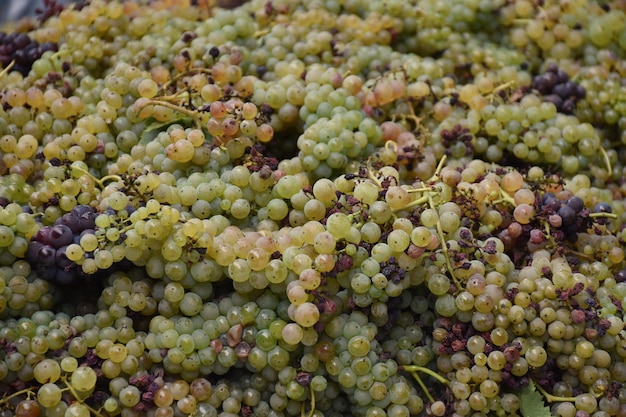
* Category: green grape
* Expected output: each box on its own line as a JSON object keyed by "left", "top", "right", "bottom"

{"left": 33, "top": 358, "right": 61, "bottom": 384}
{"left": 70, "top": 366, "right": 98, "bottom": 391}
{"left": 37, "top": 383, "right": 63, "bottom": 408}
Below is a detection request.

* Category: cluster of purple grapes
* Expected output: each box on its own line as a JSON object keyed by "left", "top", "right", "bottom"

{"left": 539, "top": 193, "right": 612, "bottom": 243}
{"left": 0, "top": 32, "right": 57, "bottom": 76}
{"left": 26, "top": 205, "right": 96, "bottom": 285}
{"left": 531, "top": 63, "right": 586, "bottom": 115}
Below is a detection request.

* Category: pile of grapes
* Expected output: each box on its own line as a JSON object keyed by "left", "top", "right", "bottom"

{"left": 1, "top": 0, "right": 626, "bottom": 416}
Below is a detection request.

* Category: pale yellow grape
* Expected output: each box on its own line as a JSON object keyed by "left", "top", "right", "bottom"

{"left": 37, "top": 383, "right": 63, "bottom": 408}
{"left": 439, "top": 212, "right": 460, "bottom": 234}
{"left": 287, "top": 281, "right": 308, "bottom": 305}
{"left": 293, "top": 302, "right": 320, "bottom": 327}
{"left": 187, "top": 129, "right": 205, "bottom": 147}
{"left": 298, "top": 268, "right": 321, "bottom": 290}
{"left": 326, "top": 212, "right": 351, "bottom": 239}
{"left": 385, "top": 186, "right": 411, "bottom": 210}
{"left": 70, "top": 366, "right": 98, "bottom": 391}
{"left": 313, "top": 231, "right": 336, "bottom": 254}
{"left": 164, "top": 282, "right": 185, "bottom": 303}
{"left": 420, "top": 209, "right": 439, "bottom": 228}
{"left": 80, "top": 233, "right": 99, "bottom": 252}
{"left": 265, "top": 259, "right": 289, "bottom": 283}
{"left": 66, "top": 403, "right": 91, "bottom": 417}
{"left": 501, "top": 171, "right": 524, "bottom": 193}
{"left": 361, "top": 222, "right": 382, "bottom": 244}
{"left": 228, "top": 259, "right": 251, "bottom": 282}
{"left": 33, "top": 358, "right": 61, "bottom": 384}
{"left": 247, "top": 248, "right": 270, "bottom": 271}
{"left": 513, "top": 188, "right": 535, "bottom": 206}
{"left": 387, "top": 229, "right": 410, "bottom": 252}
{"left": 267, "top": 199, "right": 289, "bottom": 220}
{"left": 95, "top": 250, "right": 114, "bottom": 269}
{"left": 411, "top": 226, "right": 431, "bottom": 247}
{"left": 513, "top": 204, "right": 535, "bottom": 224}
{"left": 303, "top": 199, "right": 326, "bottom": 221}
{"left": 312, "top": 178, "right": 337, "bottom": 205}
{"left": 65, "top": 243, "right": 85, "bottom": 261}
{"left": 282, "top": 323, "right": 304, "bottom": 345}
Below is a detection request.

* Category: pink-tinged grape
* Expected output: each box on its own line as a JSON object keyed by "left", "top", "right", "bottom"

{"left": 385, "top": 186, "right": 410, "bottom": 211}
{"left": 513, "top": 203, "right": 535, "bottom": 224}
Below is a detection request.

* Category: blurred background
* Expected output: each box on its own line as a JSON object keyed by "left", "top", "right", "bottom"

{"left": 1, "top": 0, "right": 73, "bottom": 26}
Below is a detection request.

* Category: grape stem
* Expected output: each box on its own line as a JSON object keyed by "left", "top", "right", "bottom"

{"left": 429, "top": 194, "right": 461, "bottom": 290}
{"left": 69, "top": 164, "right": 122, "bottom": 189}
{"left": 0, "top": 60, "right": 15, "bottom": 80}
{"left": 599, "top": 146, "right": 612, "bottom": 177}
{"left": 533, "top": 381, "right": 578, "bottom": 403}
{"left": 401, "top": 365, "right": 450, "bottom": 403}
{"left": 0, "top": 387, "right": 36, "bottom": 406}
{"left": 62, "top": 376, "right": 107, "bottom": 417}
{"left": 486, "top": 80, "right": 516, "bottom": 104}
{"left": 410, "top": 371, "right": 434, "bottom": 403}
{"left": 161, "top": 68, "right": 212, "bottom": 92}
{"left": 301, "top": 385, "right": 316, "bottom": 417}
{"left": 138, "top": 99, "right": 204, "bottom": 129}
{"left": 431, "top": 154, "right": 447, "bottom": 180}
{"left": 588, "top": 212, "right": 618, "bottom": 219}
{"left": 400, "top": 365, "right": 450, "bottom": 386}
{"left": 491, "top": 189, "right": 516, "bottom": 206}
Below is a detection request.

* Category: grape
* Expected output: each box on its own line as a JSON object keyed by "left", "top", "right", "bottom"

{"left": 70, "top": 366, "right": 98, "bottom": 392}
{"left": 37, "top": 383, "right": 63, "bottom": 408}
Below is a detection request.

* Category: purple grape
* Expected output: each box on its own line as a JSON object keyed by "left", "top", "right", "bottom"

{"left": 26, "top": 241, "right": 44, "bottom": 263}
{"left": 593, "top": 202, "right": 612, "bottom": 214}
{"left": 55, "top": 246, "right": 73, "bottom": 269}
{"left": 557, "top": 206, "right": 576, "bottom": 226}
{"left": 54, "top": 268, "right": 76, "bottom": 285}
{"left": 37, "top": 265, "right": 58, "bottom": 281}
{"left": 37, "top": 245, "right": 57, "bottom": 267}
{"left": 58, "top": 213, "right": 82, "bottom": 233}
{"left": 49, "top": 224, "right": 74, "bottom": 248}
{"left": 35, "top": 226, "right": 54, "bottom": 246}
{"left": 566, "top": 196, "right": 584, "bottom": 213}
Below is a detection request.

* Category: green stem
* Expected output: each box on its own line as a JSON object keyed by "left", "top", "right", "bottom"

{"left": 430, "top": 154, "right": 447, "bottom": 181}
{"left": 62, "top": 377, "right": 107, "bottom": 417}
{"left": 429, "top": 194, "right": 461, "bottom": 289}
{"left": 0, "top": 60, "right": 15, "bottom": 80}
{"left": 534, "top": 381, "right": 577, "bottom": 403}
{"left": 492, "top": 189, "right": 516, "bottom": 206}
{"left": 70, "top": 165, "right": 121, "bottom": 189}
{"left": 411, "top": 371, "right": 435, "bottom": 403}
{"left": 301, "top": 385, "right": 316, "bottom": 417}
{"left": 589, "top": 212, "right": 618, "bottom": 219}
{"left": 0, "top": 387, "right": 35, "bottom": 406}
{"left": 599, "top": 146, "right": 612, "bottom": 177}
{"left": 400, "top": 365, "right": 451, "bottom": 386}
{"left": 393, "top": 194, "right": 429, "bottom": 213}
{"left": 142, "top": 99, "right": 203, "bottom": 129}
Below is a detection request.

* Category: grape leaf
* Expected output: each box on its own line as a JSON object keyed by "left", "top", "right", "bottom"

{"left": 140, "top": 117, "right": 194, "bottom": 143}
{"left": 519, "top": 380, "right": 551, "bottom": 417}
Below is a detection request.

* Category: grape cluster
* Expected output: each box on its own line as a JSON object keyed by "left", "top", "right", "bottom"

{"left": 0, "top": 0, "right": 626, "bottom": 417}
{"left": 26, "top": 205, "right": 97, "bottom": 284}
{"left": 531, "top": 64, "right": 586, "bottom": 115}
{"left": 0, "top": 32, "right": 57, "bottom": 76}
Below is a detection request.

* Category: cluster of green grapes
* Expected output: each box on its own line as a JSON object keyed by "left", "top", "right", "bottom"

{"left": 1, "top": 0, "right": 626, "bottom": 416}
